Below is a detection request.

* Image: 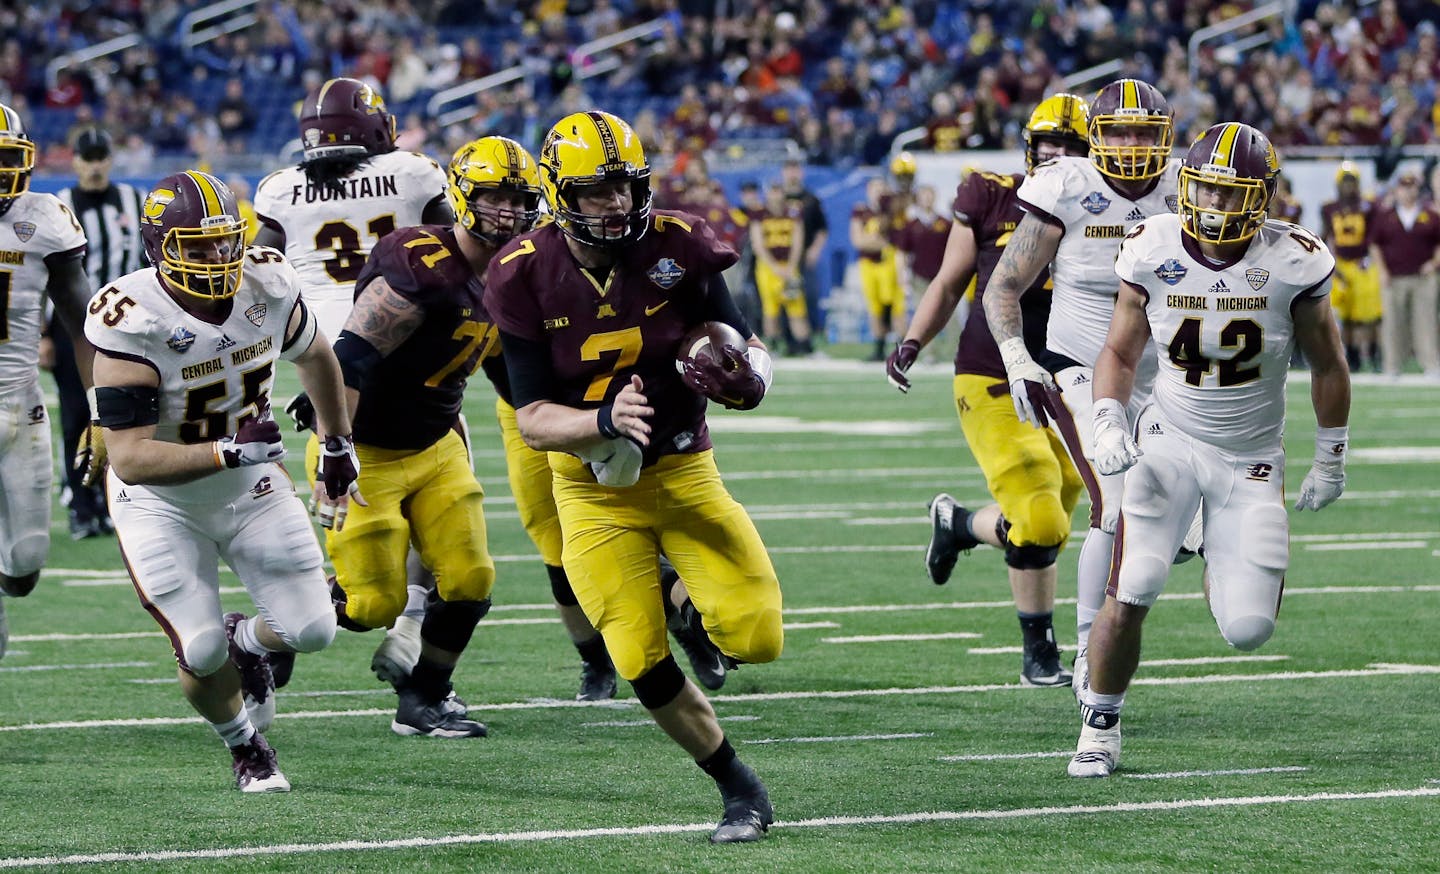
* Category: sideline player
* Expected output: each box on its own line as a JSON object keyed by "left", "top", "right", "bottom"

{"left": 887, "top": 93, "right": 1091, "bottom": 686}
{"left": 981, "top": 79, "right": 1192, "bottom": 689}
{"left": 749, "top": 181, "right": 810, "bottom": 356}
{"left": 252, "top": 77, "right": 451, "bottom": 685}
{"left": 0, "top": 103, "right": 94, "bottom": 659}
{"left": 1070, "top": 123, "right": 1348, "bottom": 776}
{"left": 486, "top": 110, "right": 782, "bottom": 843}
{"left": 1320, "top": 163, "right": 1380, "bottom": 371}
{"left": 87, "top": 171, "right": 358, "bottom": 791}
{"left": 852, "top": 176, "right": 907, "bottom": 361}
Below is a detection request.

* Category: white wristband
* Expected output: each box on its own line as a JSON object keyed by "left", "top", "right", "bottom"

{"left": 998, "top": 337, "right": 1033, "bottom": 372}
{"left": 745, "top": 345, "right": 774, "bottom": 391}
{"left": 1093, "top": 396, "right": 1127, "bottom": 427}
{"left": 1315, "top": 425, "right": 1348, "bottom": 463}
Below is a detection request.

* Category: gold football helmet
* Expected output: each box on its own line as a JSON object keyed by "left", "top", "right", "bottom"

{"left": 539, "top": 110, "right": 652, "bottom": 248}
{"left": 448, "top": 136, "right": 541, "bottom": 247}
{"left": 141, "top": 171, "right": 248, "bottom": 300}
{"left": 0, "top": 103, "right": 35, "bottom": 215}
{"left": 890, "top": 151, "right": 917, "bottom": 179}
{"left": 1024, "top": 92, "right": 1089, "bottom": 173}
{"left": 1088, "top": 79, "right": 1174, "bottom": 181}
{"left": 1178, "top": 122, "right": 1280, "bottom": 245}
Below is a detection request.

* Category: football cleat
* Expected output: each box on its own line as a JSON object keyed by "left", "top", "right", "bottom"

{"left": 667, "top": 602, "right": 728, "bottom": 691}
{"left": 392, "top": 689, "right": 488, "bottom": 738}
{"left": 1072, "top": 649, "right": 1089, "bottom": 702}
{"left": 231, "top": 733, "right": 290, "bottom": 793}
{"left": 1174, "top": 509, "right": 1205, "bottom": 564}
{"left": 1068, "top": 706, "right": 1121, "bottom": 778}
{"left": 441, "top": 689, "right": 469, "bottom": 717}
{"left": 711, "top": 783, "right": 774, "bottom": 844}
{"left": 268, "top": 650, "right": 296, "bottom": 689}
{"left": 371, "top": 615, "right": 423, "bottom": 686}
{"left": 224, "top": 612, "right": 276, "bottom": 732}
{"left": 577, "top": 651, "right": 618, "bottom": 702}
{"left": 1021, "top": 639, "right": 1073, "bottom": 687}
{"left": 926, "top": 493, "right": 979, "bottom": 585}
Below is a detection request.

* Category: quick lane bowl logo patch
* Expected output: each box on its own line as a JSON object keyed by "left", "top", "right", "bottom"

{"left": 1154, "top": 258, "right": 1188, "bottom": 285}
{"left": 166, "top": 325, "right": 197, "bottom": 353}
{"left": 245, "top": 303, "right": 267, "bottom": 327}
{"left": 1165, "top": 194, "right": 1180, "bottom": 213}
{"left": 647, "top": 257, "right": 685, "bottom": 289}
{"left": 1080, "top": 192, "right": 1111, "bottom": 215}
{"left": 1246, "top": 267, "right": 1270, "bottom": 290}
{"left": 12, "top": 221, "right": 35, "bottom": 242}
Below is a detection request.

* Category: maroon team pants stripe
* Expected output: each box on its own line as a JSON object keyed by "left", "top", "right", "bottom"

{"left": 1106, "top": 514, "right": 1126, "bottom": 599}
{"left": 115, "top": 530, "right": 190, "bottom": 673}
{"left": 1046, "top": 385, "right": 1106, "bottom": 529}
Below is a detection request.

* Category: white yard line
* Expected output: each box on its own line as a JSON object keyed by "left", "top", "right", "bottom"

{"left": 1124, "top": 766, "right": 1309, "bottom": 780}
{"left": 1305, "top": 541, "right": 1429, "bottom": 551}
{"left": 822, "top": 632, "right": 983, "bottom": 644}
{"left": 0, "top": 660, "right": 156, "bottom": 674}
{"left": 581, "top": 715, "right": 761, "bottom": 728}
{"left": 3, "top": 786, "right": 1435, "bottom": 868}
{"left": 743, "top": 732, "right": 933, "bottom": 745}
{"left": 940, "top": 751, "right": 1074, "bottom": 762}
{"left": 5, "top": 663, "right": 1437, "bottom": 733}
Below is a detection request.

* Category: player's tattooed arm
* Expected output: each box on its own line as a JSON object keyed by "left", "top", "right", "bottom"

{"left": 344, "top": 277, "right": 426, "bottom": 357}
{"left": 981, "top": 213, "right": 1061, "bottom": 344}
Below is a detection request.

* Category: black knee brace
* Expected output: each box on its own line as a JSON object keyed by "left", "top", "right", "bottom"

{"left": 421, "top": 594, "right": 491, "bottom": 654}
{"left": 547, "top": 564, "right": 579, "bottom": 607}
{"left": 329, "top": 576, "right": 374, "bottom": 633}
{"left": 631, "top": 654, "right": 686, "bottom": 709}
{"left": 1004, "top": 541, "right": 1061, "bottom": 570}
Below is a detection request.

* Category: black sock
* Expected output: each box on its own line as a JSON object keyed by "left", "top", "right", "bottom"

{"left": 697, "top": 737, "right": 760, "bottom": 797}
{"left": 874, "top": 337, "right": 886, "bottom": 358}
{"left": 405, "top": 656, "right": 455, "bottom": 702}
{"left": 1345, "top": 344, "right": 1360, "bottom": 371}
{"left": 575, "top": 634, "right": 609, "bottom": 665}
{"left": 1018, "top": 611, "right": 1055, "bottom": 650}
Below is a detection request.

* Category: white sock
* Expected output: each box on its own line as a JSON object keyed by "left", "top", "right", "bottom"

{"left": 235, "top": 616, "right": 279, "bottom": 656}
{"left": 211, "top": 708, "right": 257, "bottom": 748}
{"left": 401, "top": 584, "right": 427, "bottom": 620}
{"left": 1075, "top": 527, "right": 1114, "bottom": 653}
{"left": 1079, "top": 686, "right": 1125, "bottom": 712}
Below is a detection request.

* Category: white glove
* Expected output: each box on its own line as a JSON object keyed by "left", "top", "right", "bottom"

{"left": 999, "top": 337, "right": 1056, "bottom": 428}
{"left": 1295, "top": 426, "right": 1348, "bottom": 511}
{"left": 1092, "top": 397, "right": 1141, "bottom": 476}
{"left": 214, "top": 418, "right": 285, "bottom": 469}
{"left": 578, "top": 436, "right": 643, "bottom": 488}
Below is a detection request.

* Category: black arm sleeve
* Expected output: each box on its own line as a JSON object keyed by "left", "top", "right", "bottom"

{"left": 479, "top": 353, "right": 514, "bottom": 407}
{"left": 701, "top": 272, "right": 752, "bottom": 339}
{"left": 500, "top": 330, "right": 560, "bottom": 409}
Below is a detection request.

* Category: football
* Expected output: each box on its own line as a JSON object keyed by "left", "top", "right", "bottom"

{"left": 675, "top": 320, "right": 748, "bottom": 375}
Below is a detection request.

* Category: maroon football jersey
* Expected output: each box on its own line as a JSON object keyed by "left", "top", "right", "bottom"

{"left": 899, "top": 214, "right": 951, "bottom": 281}
{"left": 951, "top": 170, "right": 1052, "bottom": 379}
{"left": 851, "top": 202, "right": 887, "bottom": 262}
{"left": 1319, "top": 199, "right": 1372, "bottom": 260}
{"left": 352, "top": 224, "right": 503, "bottom": 449}
{"left": 485, "top": 209, "right": 738, "bottom": 465}
{"left": 755, "top": 205, "right": 800, "bottom": 263}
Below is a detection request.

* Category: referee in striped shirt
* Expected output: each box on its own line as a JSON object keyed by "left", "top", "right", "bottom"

{"left": 50, "top": 128, "right": 145, "bottom": 538}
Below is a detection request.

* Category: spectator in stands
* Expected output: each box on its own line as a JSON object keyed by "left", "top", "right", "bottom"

{"left": 1368, "top": 165, "right": 1440, "bottom": 378}
{"left": 215, "top": 77, "right": 257, "bottom": 150}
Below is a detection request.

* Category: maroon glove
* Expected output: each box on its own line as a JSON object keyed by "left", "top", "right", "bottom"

{"left": 318, "top": 434, "right": 361, "bottom": 500}
{"left": 886, "top": 339, "right": 922, "bottom": 393}
{"left": 682, "top": 344, "right": 766, "bottom": 410}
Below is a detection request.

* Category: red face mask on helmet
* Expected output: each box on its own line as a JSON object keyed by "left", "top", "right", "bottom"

{"left": 141, "top": 171, "right": 249, "bottom": 301}
{"left": 298, "top": 78, "right": 396, "bottom": 163}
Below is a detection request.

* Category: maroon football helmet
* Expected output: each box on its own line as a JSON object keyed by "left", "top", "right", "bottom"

{"left": 298, "top": 78, "right": 396, "bottom": 162}
{"left": 1179, "top": 122, "right": 1280, "bottom": 244}
{"left": 141, "top": 171, "right": 248, "bottom": 300}
{"left": 1088, "top": 79, "right": 1174, "bottom": 181}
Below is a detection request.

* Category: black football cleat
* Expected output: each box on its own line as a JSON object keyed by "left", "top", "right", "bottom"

{"left": 711, "top": 784, "right": 774, "bottom": 844}
{"left": 268, "top": 650, "right": 295, "bottom": 689}
{"left": 577, "top": 651, "right": 618, "bottom": 702}
{"left": 224, "top": 612, "right": 276, "bottom": 731}
{"left": 230, "top": 732, "right": 290, "bottom": 793}
{"left": 1021, "top": 638, "right": 1073, "bottom": 687}
{"left": 926, "top": 493, "right": 979, "bottom": 585}
{"left": 391, "top": 688, "right": 488, "bottom": 738}
{"left": 667, "top": 602, "right": 729, "bottom": 691}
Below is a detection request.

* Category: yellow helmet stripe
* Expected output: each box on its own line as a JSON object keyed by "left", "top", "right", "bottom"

{"left": 1210, "top": 122, "right": 1240, "bottom": 168}
{"left": 315, "top": 78, "right": 338, "bottom": 116}
{"left": 586, "top": 111, "right": 620, "bottom": 166}
{"left": 1063, "top": 94, "right": 1080, "bottom": 129}
{"left": 186, "top": 170, "right": 223, "bottom": 217}
{"left": 1122, "top": 79, "right": 1139, "bottom": 109}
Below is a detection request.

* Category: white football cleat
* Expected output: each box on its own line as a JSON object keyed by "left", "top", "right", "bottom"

{"left": 371, "top": 615, "right": 423, "bottom": 686}
{"left": 1068, "top": 712, "right": 1121, "bottom": 778}
{"left": 1071, "top": 649, "right": 1088, "bottom": 703}
{"left": 231, "top": 733, "right": 290, "bottom": 793}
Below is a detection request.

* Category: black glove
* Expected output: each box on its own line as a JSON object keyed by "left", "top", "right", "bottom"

{"left": 885, "top": 339, "right": 921, "bottom": 393}
{"left": 285, "top": 392, "right": 316, "bottom": 433}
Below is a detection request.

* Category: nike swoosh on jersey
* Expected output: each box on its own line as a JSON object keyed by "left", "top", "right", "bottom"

{"left": 645, "top": 300, "right": 669, "bottom": 316}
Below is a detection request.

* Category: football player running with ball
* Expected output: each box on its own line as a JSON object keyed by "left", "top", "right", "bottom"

{"left": 982, "top": 79, "right": 1198, "bottom": 692}
{"left": 86, "top": 171, "right": 359, "bottom": 792}
{"left": 1070, "top": 123, "right": 1349, "bottom": 777}
{"left": 887, "top": 93, "right": 1090, "bottom": 687}
{"left": 252, "top": 77, "right": 452, "bottom": 689}
{"left": 486, "top": 111, "right": 782, "bottom": 843}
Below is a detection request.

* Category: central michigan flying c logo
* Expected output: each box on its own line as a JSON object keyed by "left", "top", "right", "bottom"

{"left": 143, "top": 187, "right": 176, "bottom": 225}
{"left": 647, "top": 257, "right": 685, "bottom": 289}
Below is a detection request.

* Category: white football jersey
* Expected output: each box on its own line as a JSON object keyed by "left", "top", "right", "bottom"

{"left": 253, "top": 150, "right": 446, "bottom": 338}
{"left": 0, "top": 192, "right": 87, "bottom": 395}
{"left": 85, "top": 249, "right": 305, "bottom": 501}
{"left": 1115, "top": 214, "right": 1335, "bottom": 452}
{"left": 1017, "top": 156, "right": 1181, "bottom": 377}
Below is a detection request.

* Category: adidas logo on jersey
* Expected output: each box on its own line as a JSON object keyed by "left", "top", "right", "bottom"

{"left": 216, "top": 334, "right": 237, "bottom": 351}
{"left": 1125, "top": 207, "right": 1145, "bottom": 222}
{"left": 1146, "top": 423, "right": 1164, "bottom": 436}
{"left": 114, "top": 489, "right": 131, "bottom": 503}
{"left": 1070, "top": 372, "right": 1090, "bottom": 386}
{"left": 1209, "top": 280, "right": 1231, "bottom": 295}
